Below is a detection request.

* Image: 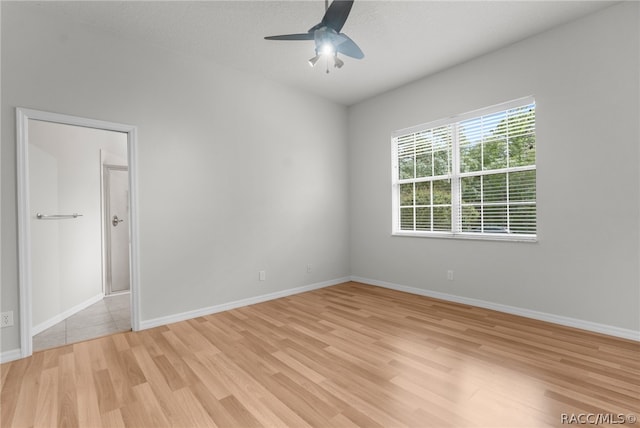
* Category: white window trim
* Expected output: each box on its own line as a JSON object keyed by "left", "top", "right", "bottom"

{"left": 391, "top": 96, "right": 535, "bottom": 139}
{"left": 391, "top": 96, "right": 537, "bottom": 242}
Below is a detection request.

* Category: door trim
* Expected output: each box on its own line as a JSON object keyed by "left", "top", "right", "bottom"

{"left": 16, "top": 108, "right": 141, "bottom": 358}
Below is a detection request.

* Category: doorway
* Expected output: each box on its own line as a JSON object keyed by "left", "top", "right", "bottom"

{"left": 104, "top": 165, "right": 130, "bottom": 296}
{"left": 16, "top": 108, "right": 140, "bottom": 358}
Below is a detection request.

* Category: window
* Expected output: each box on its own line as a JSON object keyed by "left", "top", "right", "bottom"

{"left": 392, "top": 97, "right": 536, "bottom": 241}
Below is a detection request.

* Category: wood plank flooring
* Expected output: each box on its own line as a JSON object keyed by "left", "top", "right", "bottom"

{"left": 2, "top": 282, "right": 638, "bottom": 427}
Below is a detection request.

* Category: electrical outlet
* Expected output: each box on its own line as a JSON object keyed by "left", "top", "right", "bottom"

{"left": 447, "top": 270, "right": 454, "bottom": 281}
{"left": 259, "top": 270, "right": 266, "bottom": 281}
{"left": 1, "top": 311, "right": 14, "bottom": 328}
{"left": 307, "top": 264, "right": 312, "bottom": 274}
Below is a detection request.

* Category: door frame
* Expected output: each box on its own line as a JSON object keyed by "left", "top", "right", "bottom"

{"left": 103, "top": 164, "right": 129, "bottom": 296}
{"left": 16, "top": 107, "right": 141, "bottom": 358}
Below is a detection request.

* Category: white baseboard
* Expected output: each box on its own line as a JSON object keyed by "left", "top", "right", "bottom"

{"left": 0, "top": 348, "right": 22, "bottom": 364}
{"left": 350, "top": 276, "right": 640, "bottom": 342}
{"left": 7, "top": 276, "right": 637, "bottom": 363}
{"left": 139, "top": 277, "right": 351, "bottom": 330}
{"left": 32, "top": 292, "right": 104, "bottom": 336}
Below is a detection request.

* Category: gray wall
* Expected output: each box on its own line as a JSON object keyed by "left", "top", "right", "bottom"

{"left": 1, "top": 4, "right": 350, "bottom": 352}
{"left": 348, "top": 2, "right": 639, "bottom": 332}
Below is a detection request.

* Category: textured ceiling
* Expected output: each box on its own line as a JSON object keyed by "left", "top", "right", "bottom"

{"left": 19, "top": 1, "right": 616, "bottom": 105}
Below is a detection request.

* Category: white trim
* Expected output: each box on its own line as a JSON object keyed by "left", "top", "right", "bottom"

{"left": 99, "top": 150, "right": 106, "bottom": 296}
{"left": 392, "top": 96, "right": 536, "bottom": 138}
{"left": 32, "top": 293, "right": 104, "bottom": 336}
{"left": 128, "top": 127, "right": 141, "bottom": 332}
{"left": 392, "top": 230, "right": 538, "bottom": 243}
{"left": 139, "top": 277, "right": 350, "bottom": 330}
{"left": 350, "top": 276, "right": 640, "bottom": 342}
{"left": 0, "top": 349, "right": 22, "bottom": 364}
{"left": 16, "top": 109, "right": 32, "bottom": 357}
{"left": 16, "top": 108, "right": 141, "bottom": 359}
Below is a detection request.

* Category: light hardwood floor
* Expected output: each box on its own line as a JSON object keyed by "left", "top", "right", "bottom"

{"left": 1, "top": 282, "right": 638, "bottom": 427}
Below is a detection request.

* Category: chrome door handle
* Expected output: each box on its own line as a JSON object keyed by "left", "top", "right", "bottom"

{"left": 112, "top": 215, "right": 124, "bottom": 227}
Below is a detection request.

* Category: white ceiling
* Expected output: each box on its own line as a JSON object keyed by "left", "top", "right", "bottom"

{"left": 22, "top": 0, "right": 616, "bottom": 105}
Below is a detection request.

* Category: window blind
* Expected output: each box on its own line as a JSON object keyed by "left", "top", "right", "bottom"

{"left": 396, "top": 125, "right": 453, "bottom": 232}
{"left": 392, "top": 98, "right": 536, "bottom": 240}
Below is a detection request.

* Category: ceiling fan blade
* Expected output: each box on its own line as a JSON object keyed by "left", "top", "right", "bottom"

{"left": 264, "top": 33, "right": 314, "bottom": 41}
{"left": 320, "top": 0, "right": 354, "bottom": 33}
{"left": 333, "top": 33, "right": 364, "bottom": 59}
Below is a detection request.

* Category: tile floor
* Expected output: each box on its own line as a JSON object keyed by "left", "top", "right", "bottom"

{"left": 33, "top": 293, "right": 131, "bottom": 352}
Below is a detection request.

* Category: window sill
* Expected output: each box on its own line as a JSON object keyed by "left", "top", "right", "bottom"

{"left": 392, "top": 231, "right": 538, "bottom": 243}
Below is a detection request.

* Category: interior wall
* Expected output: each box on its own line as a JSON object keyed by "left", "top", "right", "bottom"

{"left": 348, "top": 2, "right": 639, "bottom": 333}
{"left": 28, "top": 144, "right": 62, "bottom": 328}
{"left": 28, "top": 120, "right": 128, "bottom": 330}
{"left": 1, "top": 2, "right": 636, "bottom": 356}
{"left": 1, "top": 4, "right": 350, "bottom": 353}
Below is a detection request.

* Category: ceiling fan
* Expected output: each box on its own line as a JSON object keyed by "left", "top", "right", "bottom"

{"left": 264, "top": 0, "right": 364, "bottom": 73}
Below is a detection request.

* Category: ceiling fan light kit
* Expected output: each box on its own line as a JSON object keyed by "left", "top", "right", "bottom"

{"left": 265, "top": 0, "right": 364, "bottom": 73}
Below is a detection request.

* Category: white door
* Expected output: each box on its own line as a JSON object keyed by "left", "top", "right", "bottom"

{"left": 105, "top": 166, "right": 130, "bottom": 294}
